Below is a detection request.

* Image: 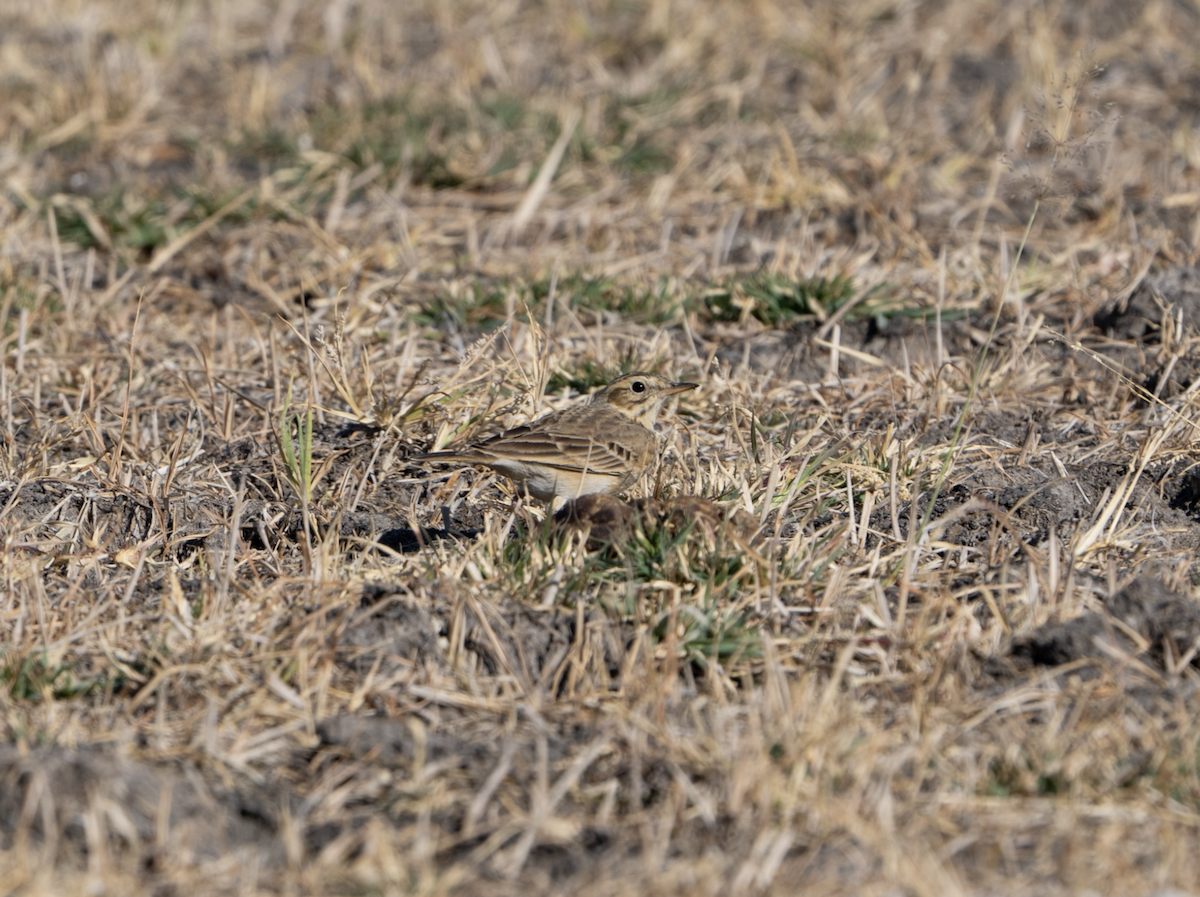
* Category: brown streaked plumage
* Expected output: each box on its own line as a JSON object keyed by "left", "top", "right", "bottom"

{"left": 414, "top": 372, "right": 697, "bottom": 503}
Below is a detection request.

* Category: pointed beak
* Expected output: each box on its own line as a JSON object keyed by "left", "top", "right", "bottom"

{"left": 662, "top": 381, "right": 699, "bottom": 397}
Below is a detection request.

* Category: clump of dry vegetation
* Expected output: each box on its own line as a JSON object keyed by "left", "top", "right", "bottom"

{"left": 3, "top": 0, "right": 1200, "bottom": 894}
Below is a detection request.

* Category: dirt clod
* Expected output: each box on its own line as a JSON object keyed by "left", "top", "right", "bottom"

{"left": 1009, "top": 576, "right": 1200, "bottom": 672}
{"left": 553, "top": 493, "right": 760, "bottom": 549}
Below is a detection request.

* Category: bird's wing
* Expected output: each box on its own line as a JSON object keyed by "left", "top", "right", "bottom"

{"left": 477, "top": 420, "right": 649, "bottom": 477}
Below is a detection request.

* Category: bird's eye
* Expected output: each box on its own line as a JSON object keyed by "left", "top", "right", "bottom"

{"left": 631, "top": 380, "right": 646, "bottom": 393}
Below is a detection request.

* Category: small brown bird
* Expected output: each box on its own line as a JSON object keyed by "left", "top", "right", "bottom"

{"left": 415, "top": 372, "right": 697, "bottom": 503}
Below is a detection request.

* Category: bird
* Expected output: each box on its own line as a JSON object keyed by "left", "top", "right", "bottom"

{"left": 414, "top": 372, "right": 698, "bottom": 504}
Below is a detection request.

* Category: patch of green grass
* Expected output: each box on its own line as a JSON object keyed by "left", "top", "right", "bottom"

{"left": 481, "top": 93, "right": 526, "bottom": 131}
{"left": 49, "top": 184, "right": 260, "bottom": 254}
{"left": 602, "top": 86, "right": 685, "bottom": 176}
{"left": 418, "top": 272, "right": 684, "bottom": 334}
{"left": 486, "top": 147, "right": 519, "bottom": 178}
{"left": 491, "top": 516, "right": 576, "bottom": 590}
{"left": 1, "top": 281, "right": 41, "bottom": 320}
{"left": 671, "top": 601, "right": 760, "bottom": 672}
{"left": 50, "top": 210, "right": 101, "bottom": 251}
{"left": 313, "top": 96, "right": 470, "bottom": 187}
{"left": 614, "top": 84, "right": 688, "bottom": 118}
{"left": 833, "top": 126, "right": 883, "bottom": 154}
{"left": 984, "top": 758, "right": 1015, "bottom": 797}
{"left": 185, "top": 185, "right": 258, "bottom": 221}
{"left": 475, "top": 503, "right": 764, "bottom": 675}
{"left": 982, "top": 745, "right": 1171, "bottom": 801}
{"left": 545, "top": 362, "right": 608, "bottom": 395}
{"left": 235, "top": 126, "right": 301, "bottom": 166}
{"left": 559, "top": 274, "right": 683, "bottom": 323}
{"left": 615, "top": 138, "right": 672, "bottom": 175}
{"left": 702, "top": 272, "right": 955, "bottom": 332}
{"left": 312, "top": 92, "right": 562, "bottom": 189}
{"left": 414, "top": 282, "right": 513, "bottom": 330}
{"left": 541, "top": 273, "right": 622, "bottom": 312}
{"left": 546, "top": 349, "right": 655, "bottom": 394}
{"left": 2, "top": 651, "right": 101, "bottom": 702}
{"left": 52, "top": 192, "right": 165, "bottom": 253}
{"left": 277, "top": 386, "right": 315, "bottom": 504}
{"left": 703, "top": 272, "right": 858, "bottom": 327}
{"left": 857, "top": 285, "right": 968, "bottom": 330}
{"left": 589, "top": 515, "right": 762, "bottom": 671}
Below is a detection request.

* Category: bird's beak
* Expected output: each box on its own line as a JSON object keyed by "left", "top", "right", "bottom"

{"left": 662, "top": 381, "right": 699, "bottom": 396}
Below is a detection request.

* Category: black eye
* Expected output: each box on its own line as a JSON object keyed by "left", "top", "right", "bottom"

{"left": 631, "top": 381, "right": 646, "bottom": 393}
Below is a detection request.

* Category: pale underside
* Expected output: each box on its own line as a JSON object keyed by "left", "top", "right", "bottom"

{"left": 484, "top": 455, "right": 626, "bottom": 502}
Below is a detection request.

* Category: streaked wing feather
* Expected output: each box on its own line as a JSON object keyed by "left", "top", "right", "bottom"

{"left": 477, "top": 425, "right": 645, "bottom": 477}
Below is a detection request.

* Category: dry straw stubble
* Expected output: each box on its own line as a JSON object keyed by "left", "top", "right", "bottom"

{"left": 2, "top": 1, "right": 1200, "bottom": 895}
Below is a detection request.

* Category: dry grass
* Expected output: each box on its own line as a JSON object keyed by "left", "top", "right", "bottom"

{"left": 3, "top": 0, "right": 1200, "bottom": 894}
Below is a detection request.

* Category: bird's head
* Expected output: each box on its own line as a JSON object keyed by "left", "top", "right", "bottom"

{"left": 593, "top": 372, "right": 698, "bottom": 428}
